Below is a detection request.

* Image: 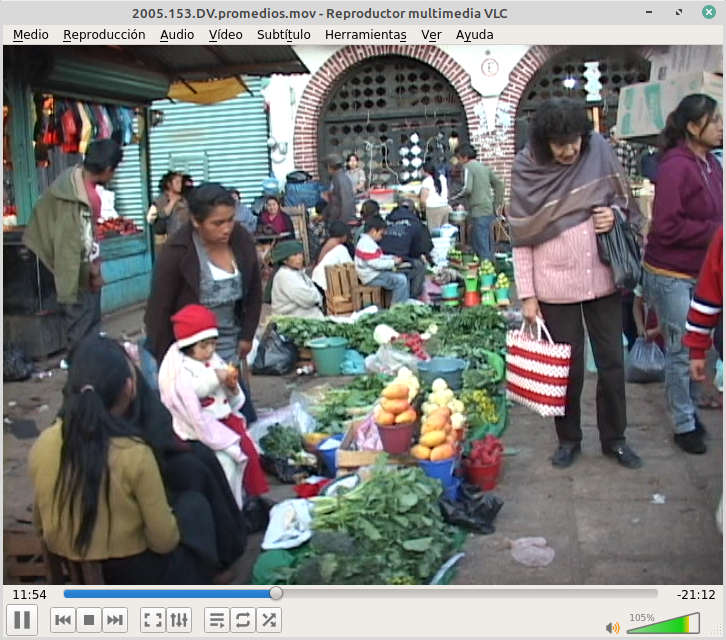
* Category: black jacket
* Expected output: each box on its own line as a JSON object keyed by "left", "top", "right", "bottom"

{"left": 379, "top": 206, "right": 434, "bottom": 260}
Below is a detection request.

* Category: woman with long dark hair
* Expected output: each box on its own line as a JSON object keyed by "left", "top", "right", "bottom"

{"left": 147, "top": 171, "right": 191, "bottom": 240}
{"left": 30, "top": 336, "right": 217, "bottom": 584}
{"left": 643, "top": 94, "right": 723, "bottom": 454}
{"left": 509, "top": 98, "right": 645, "bottom": 470}
{"left": 419, "top": 160, "right": 451, "bottom": 230}
{"left": 145, "top": 183, "right": 263, "bottom": 425}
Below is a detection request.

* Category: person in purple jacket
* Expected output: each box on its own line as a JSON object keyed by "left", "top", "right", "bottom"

{"left": 643, "top": 94, "right": 723, "bottom": 455}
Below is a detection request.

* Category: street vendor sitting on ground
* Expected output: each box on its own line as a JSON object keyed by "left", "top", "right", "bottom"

{"left": 379, "top": 199, "right": 433, "bottom": 300}
{"left": 158, "top": 304, "right": 269, "bottom": 507}
{"left": 355, "top": 215, "right": 410, "bottom": 305}
{"left": 267, "top": 240, "right": 325, "bottom": 319}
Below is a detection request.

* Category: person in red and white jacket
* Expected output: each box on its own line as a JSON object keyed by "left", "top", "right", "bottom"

{"left": 684, "top": 225, "right": 723, "bottom": 381}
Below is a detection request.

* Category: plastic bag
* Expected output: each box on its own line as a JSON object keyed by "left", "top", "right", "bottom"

{"left": 3, "top": 343, "right": 35, "bottom": 382}
{"left": 439, "top": 483, "right": 504, "bottom": 534}
{"left": 243, "top": 496, "right": 274, "bottom": 535}
{"left": 510, "top": 537, "right": 556, "bottom": 567}
{"left": 625, "top": 337, "right": 665, "bottom": 383}
{"left": 365, "top": 344, "right": 421, "bottom": 375}
{"left": 260, "top": 454, "right": 317, "bottom": 484}
{"left": 341, "top": 349, "right": 366, "bottom": 375}
{"left": 596, "top": 208, "right": 642, "bottom": 290}
{"left": 261, "top": 499, "right": 313, "bottom": 550}
{"left": 252, "top": 326, "right": 299, "bottom": 376}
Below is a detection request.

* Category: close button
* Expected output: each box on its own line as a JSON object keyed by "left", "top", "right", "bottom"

{"left": 703, "top": 5, "right": 716, "bottom": 19}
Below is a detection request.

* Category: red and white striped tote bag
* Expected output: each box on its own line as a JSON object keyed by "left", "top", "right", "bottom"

{"left": 506, "top": 319, "right": 572, "bottom": 417}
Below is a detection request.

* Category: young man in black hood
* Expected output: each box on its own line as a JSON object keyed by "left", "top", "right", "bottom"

{"left": 378, "top": 199, "right": 433, "bottom": 299}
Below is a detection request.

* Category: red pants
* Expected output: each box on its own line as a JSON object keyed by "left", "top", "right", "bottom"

{"left": 221, "top": 414, "right": 270, "bottom": 497}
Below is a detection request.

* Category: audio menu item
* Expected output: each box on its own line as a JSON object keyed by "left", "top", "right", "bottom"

{"left": 7, "top": 605, "right": 38, "bottom": 636}
{"left": 76, "top": 608, "right": 102, "bottom": 633}
{"left": 140, "top": 608, "right": 166, "bottom": 633}
{"left": 167, "top": 608, "right": 193, "bottom": 633}
{"left": 257, "top": 608, "right": 282, "bottom": 633}
{"left": 50, "top": 608, "right": 76, "bottom": 633}
{"left": 628, "top": 613, "right": 700, "bottom": 634}
{"left": 102, "top": 608, "right": 128, "bottom": 633}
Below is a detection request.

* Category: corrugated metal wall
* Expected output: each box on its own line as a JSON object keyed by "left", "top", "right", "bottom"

{"left": 110, "top": 76, "right": 270, "bottom": 222}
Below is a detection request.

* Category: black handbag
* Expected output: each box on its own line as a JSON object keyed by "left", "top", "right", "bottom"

{"left": 152, "top": 214, "right": 168, "bottom": 236}
{"left": 596, "top": 208, "right": 642, "bottom": 290}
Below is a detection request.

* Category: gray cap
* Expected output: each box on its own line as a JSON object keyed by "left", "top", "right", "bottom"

{"left": 325, "top": 153, "right": 344, "bottom": 168}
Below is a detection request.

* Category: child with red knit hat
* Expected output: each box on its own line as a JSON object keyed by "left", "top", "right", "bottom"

{"left": 161, "top": 304, "right": 269, "bottom": 501}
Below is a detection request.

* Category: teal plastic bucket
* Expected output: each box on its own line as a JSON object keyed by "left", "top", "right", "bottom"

{"left": 441, "top": 283, "right": 459, "bottom": 298}
{"left": 418, "top": 357, "right": 468, "bottom": 391}
{"left": 419, "top": 457, "right": 457, "bottom": 489}
{"left": 307, "top": 337, "right": 349, "bottom": 376}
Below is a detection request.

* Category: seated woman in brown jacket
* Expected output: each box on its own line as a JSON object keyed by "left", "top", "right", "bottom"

{"left": 29, "top": 336, "right": 217, "bottom": 584}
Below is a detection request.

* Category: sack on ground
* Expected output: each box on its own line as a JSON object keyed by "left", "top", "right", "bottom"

{"left": 596, "top": 208, "right": 642, "bottom": 290}
{"left": 625, "top": 337, "right": 665, "bottom": 383}
{"left": 506, "top": 319, "right": 571, "bottom": 417}
{"left": 252, "top": 326, "right": 299, "bottom": 376}
{"left": 3, "top": 343, "right": 35, "bottom": 382}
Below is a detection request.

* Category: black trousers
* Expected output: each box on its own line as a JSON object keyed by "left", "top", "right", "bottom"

{"left": 403, "top": 258, "right": 427, "bottom": 299}
{"left": 61, "top": 290, "right": 102, "bottom": 364}
{"left": 162, "top": 444, "right": 247, "bottom": 569}
{"left": 539, "top": 292, "right": 628, "bottom": 449}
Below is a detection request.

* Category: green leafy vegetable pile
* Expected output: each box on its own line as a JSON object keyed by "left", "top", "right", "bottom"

{"left": 307, "top": 374, "right": 391, "bottom": 434}
{"left": 259, "top": 424, "right": 303, "bottom": 458}
{"left": 279, "top": 457, "right": 458, "bottom": 585}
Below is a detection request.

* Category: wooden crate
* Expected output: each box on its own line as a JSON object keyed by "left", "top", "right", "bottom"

{"left": 325, "top": 264, "right": 356, "bottom": 315}
{"left": 4, "top": 528, "right": 48, "bottom": 585}
{"left": 336, "top": 419, "right": 417, "bottom": 475}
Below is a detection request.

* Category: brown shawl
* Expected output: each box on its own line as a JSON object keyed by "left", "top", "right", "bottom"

{"left": 508, "top": 132, "right": 644, "bottom": 247}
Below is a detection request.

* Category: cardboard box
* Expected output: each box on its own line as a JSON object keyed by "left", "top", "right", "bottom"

{"left": 616, "top": 73, "right": 723, "bottom": 142}
{"left": 335, "top": 419, "right": 416, "bottom": 474}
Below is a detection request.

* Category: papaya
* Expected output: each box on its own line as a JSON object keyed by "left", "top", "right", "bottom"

{"left": 430, "top": 443, "right": 455, "bottom": 461}
{"left": 410, "top": 444, "right": 431, "bottom": 460}
{"left": 420, "top": 430, "right": 447, "bottom": 449}
{"left": 376, "top": 411, "right": 396, "bottom": 426}
{"left": 445, "top": 434, "right": 457, "bottom": 447}
{"left": 429, "top": 407, "right": 452, "bottom": 420}
{"left": 381, "top": 384, "right": 409, "bottom": 400}
{"left": 420, "top": 422, "right": 439, "bottom": 435}
{"left": 380, "top": 399, "right": 411, "bottom": 415}
{"left": 395, "top": 408, "right": 417, "bottom": 424}
{"left": 423, "top": 414, "right": 448, "bottom": 431}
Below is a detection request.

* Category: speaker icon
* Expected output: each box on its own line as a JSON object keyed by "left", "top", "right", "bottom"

{"left": 606, "top": 622, "right": 620, "bottom": 634}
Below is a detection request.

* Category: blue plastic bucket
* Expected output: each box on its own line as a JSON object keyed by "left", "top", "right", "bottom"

{"left": 419, "top": 457, "right": 457, "bottom": 489}
{"left": 443, "top": 477, "right": 462, "bottom": 501}
{"left": 417, "top": 357, "right": 468, "bottom": 391}
{"left": 319, "top": 434, "right": 345, "bottom": 478}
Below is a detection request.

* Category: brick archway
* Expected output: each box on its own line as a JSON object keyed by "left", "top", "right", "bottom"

{"left": 485, "top": 45, "right": 657, "bottom": 189}
{"left": 293, "top": 45, "right": 483, "bottom": 178}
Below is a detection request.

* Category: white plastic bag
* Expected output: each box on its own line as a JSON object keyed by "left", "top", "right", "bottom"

{"left": 365, "top": 345, "right": 421, "bottom": 375}
{"left": 261, "top": 499, "right": 313, "bottom": 550}
{"left": 625, "top": 337, "right": 665, "bottom": 383}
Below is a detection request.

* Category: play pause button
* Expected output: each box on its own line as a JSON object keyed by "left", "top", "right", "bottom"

{"left": 103, "top": 608, "right": 128, "bottom": 633}
{"left": 7, "top": 605, "right": 38, "bottom": 636}
{"left": 50, "top": 608, "right": 76, "bottom": 633}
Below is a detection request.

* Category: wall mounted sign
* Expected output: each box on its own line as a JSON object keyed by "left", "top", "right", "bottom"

{"left": 481, "top": 58, "right": 499, "bottom": 77}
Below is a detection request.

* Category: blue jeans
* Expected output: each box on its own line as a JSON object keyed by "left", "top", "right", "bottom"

{"left": 471, "top": 215, "right": 495, "bottom": 262}
{"left": 368, "top": 272, "right": 410, "bottom": 305}
{"left": 643, "top": 271, "right": 699, "bottom": 434}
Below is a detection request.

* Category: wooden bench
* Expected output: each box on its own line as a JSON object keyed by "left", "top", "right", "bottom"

{"left": 42, "top": 543, "right": 105, "bottom": 585}
{"left": 324, "top": 263, "right": 387, "bottom": 316}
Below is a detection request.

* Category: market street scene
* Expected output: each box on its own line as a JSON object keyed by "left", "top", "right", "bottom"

{"left": 3, "top": 44, "right": 723, "bottom": 587}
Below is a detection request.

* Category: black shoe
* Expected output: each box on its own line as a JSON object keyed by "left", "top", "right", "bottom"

{"left": 674, "top": 431, "right": 707, "bottom": 454}
{"left": 693, "top": 415, "right": 709, "bottom": 437}
{"left": 603, "top": 444, "right": 643, "bottom": 469}
{"left": 551, "top": 444, "right": 581, "bottom": 468}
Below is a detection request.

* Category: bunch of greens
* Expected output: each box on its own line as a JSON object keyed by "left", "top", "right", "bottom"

{"left": 462, "top": 367, "right": 503, "bottom": 396}
{"left": 273, "top": 318, "right": 339, "bottom": 347}
{"left": 307, "top": 374, "right": 390, "bottom": 434}
{"left": 259, "top": 424, "right": 303, "bottom": 458}
{"left": 289, "top": 457, "right": 458, "bottom": 585}
{"left": 431, "top": 305, "right": 508, "bottom": 366}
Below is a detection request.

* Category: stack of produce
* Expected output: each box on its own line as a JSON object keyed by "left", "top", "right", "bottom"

{"left": 410, "top": 379, "right": 466, "bottom": 461}
{"left": 96, "top": 216, "right": 142, "bottom": 239}
{"left": 259, "top": 424, "right": 318, "bottom": 483}
{"left": 391, "top": 332, "right": 431, "bottom": 361}
{"left": 479, "top": 259, "right": 497, "bottom": 285}
{"left": 495, "top": 272, "right": 511, "bottom": 306}
{"left": 463, "top": 435, "right": 504, "bottom": 491}
{"left": 373, "top": 370, "right": 421, "bottom": 454}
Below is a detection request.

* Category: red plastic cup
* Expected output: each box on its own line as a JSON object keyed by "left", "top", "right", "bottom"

{"left": 377, "top": 422, "right": 415, "bottom": 455}
{"left": 465, "top": 458, "right": 502, "bottom": 491}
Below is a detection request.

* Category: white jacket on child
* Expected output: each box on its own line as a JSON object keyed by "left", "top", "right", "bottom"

{"left": 182, "top": 352, "right": 245, "bottom": 420}
{"left": 355, "top": 233, "right": 396, "bottom": 284}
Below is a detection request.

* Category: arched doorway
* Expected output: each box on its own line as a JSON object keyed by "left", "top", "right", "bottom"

{"left": 515, "top": 46, "right": 652, "bottom": 150}
{"left": 318, "top": 55, "right": 469, "bottom": 187}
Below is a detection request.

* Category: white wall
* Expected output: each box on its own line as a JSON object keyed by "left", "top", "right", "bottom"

{"left": 264, "top": 45, "right": 535, "bottom": 184}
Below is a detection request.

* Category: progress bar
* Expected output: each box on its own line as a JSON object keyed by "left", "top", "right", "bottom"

{"left": 64, "top": 590, "right": 272, "bottom": 598}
